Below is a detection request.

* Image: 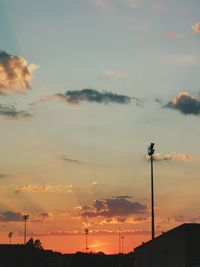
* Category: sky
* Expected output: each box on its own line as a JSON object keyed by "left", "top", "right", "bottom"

{"left": 0, "top": 0, "right": 200, "bottom": 254}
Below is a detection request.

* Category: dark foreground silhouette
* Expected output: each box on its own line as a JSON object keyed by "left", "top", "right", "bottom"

{"left": 0, "top": 245, "right": 134, "bottom": 267}
{"left": 2, "top": 224, "right": 200, "bottom": 267}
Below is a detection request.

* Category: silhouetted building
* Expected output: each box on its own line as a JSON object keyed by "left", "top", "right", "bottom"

{"left": 134, "top": 223, "right": 200, "bottom": 267}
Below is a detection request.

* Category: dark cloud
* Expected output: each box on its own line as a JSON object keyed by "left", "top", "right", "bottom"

{"left": 0, "top": 104, "right": 31, "bottom": 119}
{"left": 165, "top": 92, "right": 200, "bottom": 115}
{"left": 32, "top": 212, "right": 52, "bottom": 222}
{"left": 81, "top": 196, "right": 146, "bottom": 218}
{"left": 0, "top": 210, "right": 23, "bottom": 222}
{"left": 60, "top": 155, "right": 83, "bottom": 164}
{"left": 44, "top": 88, "right": 132, "bottom": 105}
{"left": 0, "top": 51, "right": 38, "bottom": 94}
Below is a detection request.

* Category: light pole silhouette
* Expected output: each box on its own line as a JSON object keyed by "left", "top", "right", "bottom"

{"left": 118, "top": 227, "right": 121, "bottom": 254}
{"left": 23, "top": 215, "right": 29, "bottom": 244}
{"left": 148, "top": 142, "right": 155, "bottom": 239}
{"left": 121, "top": 236, "right": 124, "bottom": 254}
{"left": 8, "top": 232, "right": 13, "bottom": 244}
{"left": 85, "top": 228, "right": 89, "bottom": 253}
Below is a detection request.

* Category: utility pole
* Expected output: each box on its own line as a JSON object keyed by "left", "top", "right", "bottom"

{"left": 23, "top": 215, "right": 29, "bottom": 244}
{"left": 85, "top": 228, "right": 89, "bottom": 253}
{"left": 148, "top": 143, "right": 155, "bottom": 239}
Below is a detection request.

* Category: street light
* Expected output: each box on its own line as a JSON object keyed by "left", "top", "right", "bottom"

{"left": 8, "top": 232, "right": 13, "bottom": 244}
{"left": 23, "top": 215, "right": 29, "bottom": 244}
{"left": 148, "top": 142, "right": 155, "bottom": 239}
{"left": 85, "top": 228, "right": 89, "bottom": 253}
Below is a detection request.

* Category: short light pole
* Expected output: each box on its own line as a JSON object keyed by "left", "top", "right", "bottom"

{"left": 8, "top": 232, "right": 13, "bottom": 244}
{"left": 121, "top": 236, "right": 124, "bottom": 254}
{"left": 23, "top": 215, "right": 29, "bottom": 244}
{"left": 148, "top": 143, "right": 155, "bottom": 239}
{"left": 118, "top": 227, "right": 121, "bottom": 254}
{"left": 85, "top": 228, "right": 89, "bottom": 253}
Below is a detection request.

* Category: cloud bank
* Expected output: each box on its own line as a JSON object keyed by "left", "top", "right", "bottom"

{"left": 165, "top": 92, "right": 200, "bottom": 115}
{"left": 0, "top": 51, "right": 38, "bottom": 94}
{"left": 81, "top": 196, "right": 146, "bottom": 219}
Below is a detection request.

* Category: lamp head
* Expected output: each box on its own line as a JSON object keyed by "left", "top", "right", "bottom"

{"left": 148, "top": 143, "right": 155, "bottom": 156}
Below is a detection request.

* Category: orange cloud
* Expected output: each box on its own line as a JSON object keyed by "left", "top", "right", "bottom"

{"left": 192, "top": 22, "right": 200, "bottom": 33}
{"left": 144, "top": 152, "right": 191, "bottom": 162}
{"left": 0, "top": 51, "right": 38, "bottom": 94}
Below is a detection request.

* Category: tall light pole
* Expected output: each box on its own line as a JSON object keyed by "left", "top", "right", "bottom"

{"left": 23, "top": 215, "right": 29, "bottom": 244}
{"left": 8, "top": 232, "right": 13, "bottom": 244}
{"left": 148, "top": 142, "right": 155, "bottom": 239}
{"left": 85, "top": 228, "right": 89, "bottom": 253}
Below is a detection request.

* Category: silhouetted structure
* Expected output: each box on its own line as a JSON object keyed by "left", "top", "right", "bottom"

{"left": 134, "top": 223, "right": 200, "bottom": 267}
{"left": 0, "top": 244, "right": 63, "bottom": 267}
{"left": 23, "top": 214, "right": 29, "bottom": 244}
{"left": 148, "top": 142, "right": 155, "bottom": 240}
{"left": 0, "top": 244, "right": 134, "bottom": 267}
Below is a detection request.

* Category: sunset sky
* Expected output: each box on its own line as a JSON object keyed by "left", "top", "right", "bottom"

{"left": 0, "top": 0, "right": 200, "bottom": 254}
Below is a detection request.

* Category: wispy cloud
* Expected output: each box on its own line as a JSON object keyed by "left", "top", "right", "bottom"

{"left": 0, "top": 51, "right": 38, "bottom": 94}
{"left": 144, "top": 152, "right": 191, "bottom": 162}
{"left": 93, "top": 0, "right": 110, "bottom": 10}
{"left": 151, "top": 3, "right": 169, "bottom": 12}
{"left": 98, "top": 69, "right": 126, "bottom": 79}
{"left": 81, "top": 196, "right": 146, "bottom": 219}
{"left": 15, "top": 184, "right": 73, "bottom": 193}
{"left": 60, "top": 155, "right": 83, "bottom": 165}
{"left": 125, "top": 0, "right": 138, "bottom": 8}
{"left": 32, "top": 212, "right": 53, "bottom": 222}
{"left": 164, "top": 54, "right": 197, "bottom": 67}
{"left": 43, "top": 89, "right": 132, "bottom": 105}
{"left": 165, "top": 92, "right": 200, "bottom": 115}
{"left": 192, "top": 22, "right": 200, "bottom": 33}
{"left": 163, "top": 32, "right": 185, "bottom": 39}
{"left": 0, "top": 104, "right": 31, "bottom": 119}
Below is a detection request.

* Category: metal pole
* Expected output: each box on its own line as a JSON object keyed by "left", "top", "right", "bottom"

{"left": 148, "top": 143, "right": 155, "bottom": 240}
{"left": 85, "top": 228, "right": 89, "bottom": 253}
{"left": 119, "top": 227, "right": 121, "bottom": 254}
{"left": 24, "top": 219, "right": 26, "bottom": 244}
{"left": 23, "top": 215, "right": 29, "bottom": 244}
{"left": 121, "top": 236, "right": 124, "bottom": 254}
{"left": 150, "top": 153, "right": 155, "bottom": 239}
